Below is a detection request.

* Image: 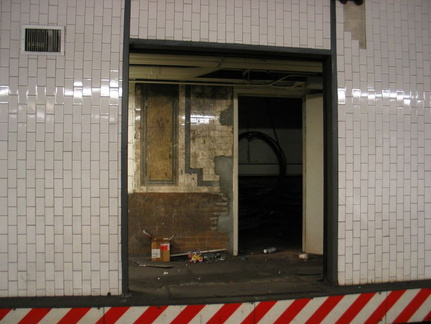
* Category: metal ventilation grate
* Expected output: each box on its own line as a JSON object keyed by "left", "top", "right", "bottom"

{"left": 22, "top": 26, "right": 64, "bottom": 54}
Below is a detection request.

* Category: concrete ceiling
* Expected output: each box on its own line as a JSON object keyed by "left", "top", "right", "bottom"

{"left": 129, "top": 53, "right": 323, "bottom": 91}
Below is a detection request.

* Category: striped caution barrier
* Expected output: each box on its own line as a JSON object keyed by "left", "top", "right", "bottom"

{"left": 0, "top": 288, "right": 430, "bottom": 323}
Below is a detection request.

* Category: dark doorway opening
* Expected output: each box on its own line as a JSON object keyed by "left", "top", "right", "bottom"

{"left": 238, "top": 96, "right": 304, "bottom": 255}
{"left": 124, "top": 43, "right": 337, "bottom": 301}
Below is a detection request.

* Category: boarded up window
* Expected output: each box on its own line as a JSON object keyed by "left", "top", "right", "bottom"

{"left": 141, "top": 84, "right": 178, "bottom": 184}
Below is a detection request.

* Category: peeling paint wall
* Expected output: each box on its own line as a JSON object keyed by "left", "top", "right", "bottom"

{"left": 131, "top": 85, "right": 233, "bottom": 194}
{"left": 129, "top": 85, "right": 234, "bottom": 255}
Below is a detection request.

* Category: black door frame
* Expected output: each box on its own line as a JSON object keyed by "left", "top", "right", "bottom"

{"left": 121, "top": 0, "right": 338, "bottom": 296}
{"left": 122, "top": 39, "right": 338, "bottom": 294}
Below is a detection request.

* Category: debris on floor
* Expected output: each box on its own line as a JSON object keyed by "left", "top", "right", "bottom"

{"left": 139, "top": 228, "right": 175, "bottom": 263}
{"left": 129, "top": 259, "right": 173, "bottom": 268}
{"left": 129, "top": 247, "right": 324, "bottom": 302}
{"left": 151, "top": 236, "right": 172, "bottom": 262}
{"left": 188, "top": 251, "right": 203, "bottom": 263}
{"left": 299, "top": 253, "right": 309, "bottom": 260}
{"left": 263, "top": 247, "right": 277, "bottom": 254}
{"left": 170, "top": 249, "right": 226, "bottom": 258}
{"left": 204, "top": 252, "right": 224, "bottom": 262}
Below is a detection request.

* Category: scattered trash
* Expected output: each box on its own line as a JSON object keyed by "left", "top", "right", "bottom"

{"left": 140, "top": 228, "right": 175, "bottom": 262}
{"left": 142, "top": 228, "right": 153, "bottom": 240}
{"left": 141, "top": 228, "right": 174, "bottom": 242}
{"left": 163, "top": 271, "right": 169, "bottom": 275}
{"left": 171, "top": 249, "right": 226, "bottom": 258}
{"left": 299, "top": 253, "right": 309, "bottom": 260}
{"left": 263, "top": 247, "right": 277, "bottom": 254}
{"left": 151, "top": 237, "right": 171, "bottom": 262}
{"left": 204, "top": 252, "right": 224, "bottom": 262}
{"left": 129, "top": 260, "right": 173, "bottom": 268}
{"left": 188, "top": 251, "right": 203, "bottom": 263}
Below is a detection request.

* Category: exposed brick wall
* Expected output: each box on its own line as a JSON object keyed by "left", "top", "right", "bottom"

{"left": 128, "top": 193, "right": 230, "bottom": 256}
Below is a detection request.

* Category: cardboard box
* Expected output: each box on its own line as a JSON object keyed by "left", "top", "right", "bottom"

{"left": 151, "top": 237, "right": 170, "bottom": 262}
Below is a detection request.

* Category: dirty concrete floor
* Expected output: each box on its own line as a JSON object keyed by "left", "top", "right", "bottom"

{"left": 128, "top": 176, "right": 323, "bottom": 305}
{"left": 128, "top": 246, "right": 325, "bottom": 305}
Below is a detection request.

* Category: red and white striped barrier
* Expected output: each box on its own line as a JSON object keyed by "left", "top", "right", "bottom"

{"left": 1, "top": 288, "right": 430, "bottom": 323}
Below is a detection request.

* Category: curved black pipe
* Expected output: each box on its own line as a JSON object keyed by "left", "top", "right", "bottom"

{"left": 238, "top": 131, "right": 286, "bottom": 190}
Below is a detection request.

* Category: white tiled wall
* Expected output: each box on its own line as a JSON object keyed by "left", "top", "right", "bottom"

{"left": 130, "top": 0, "right": 331, "bottom": 50}
{"left": 0, "top": 0, "right": 123, "bottom": 296}
{"left": 129, "top": 0, "right": 431, "bottom": 287}
{"left": 337, "top": 0, "right": 431, "bottom": 285}
{"left": 1, "top": 0, "right": 430, "bottom": 299}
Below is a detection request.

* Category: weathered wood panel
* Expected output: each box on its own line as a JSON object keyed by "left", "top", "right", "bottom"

{"left": 142, "top": 84, "right": 177, "bottom": 184}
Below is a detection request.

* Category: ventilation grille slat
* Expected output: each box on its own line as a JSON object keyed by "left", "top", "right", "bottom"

{"left": 22, "top": 26, "right": 64, "bottom": 55}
